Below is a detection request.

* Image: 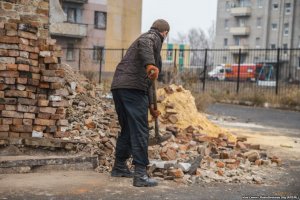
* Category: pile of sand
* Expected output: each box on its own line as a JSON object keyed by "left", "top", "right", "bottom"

{"left": 156, "top": 84, "right": 236, "bottom": 142}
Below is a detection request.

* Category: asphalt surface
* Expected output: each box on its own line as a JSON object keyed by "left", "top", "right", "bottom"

{"left": 207, "top": 103, "right": 300, "bottom": 137}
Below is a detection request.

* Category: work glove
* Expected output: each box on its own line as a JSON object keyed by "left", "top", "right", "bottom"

{"left": 149, "top": 105, "right": 160, "bottom": 119}
{"left": 146, "top": 65, "right": 159, "bottom": 80}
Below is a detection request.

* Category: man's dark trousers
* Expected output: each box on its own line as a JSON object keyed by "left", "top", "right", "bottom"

{"left": 112, "top": 89, "right": 150, "bottom": 167}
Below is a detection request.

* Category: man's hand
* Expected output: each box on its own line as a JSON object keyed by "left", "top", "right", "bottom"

{"left": 146, "top": 65, "right": 159, "bottom": 80}
{"left": 149, "top": 105, "right": 160, "bottom": 119}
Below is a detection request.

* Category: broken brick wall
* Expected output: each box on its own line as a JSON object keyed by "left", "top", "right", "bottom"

{"left": 0, "top": 0, "right": 69, "bottom": 138}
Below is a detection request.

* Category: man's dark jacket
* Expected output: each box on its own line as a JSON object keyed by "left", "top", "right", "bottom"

{"left": 111, "top": 28, "right": 164, "bottom": 103}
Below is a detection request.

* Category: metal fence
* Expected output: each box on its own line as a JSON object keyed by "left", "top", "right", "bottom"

{"left": 61, "top": 47, "right": 300, "bottom": 97}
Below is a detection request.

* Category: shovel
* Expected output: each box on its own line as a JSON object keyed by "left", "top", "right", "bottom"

{"left": 148, "top": 72, "right": 172, "bottom": 146}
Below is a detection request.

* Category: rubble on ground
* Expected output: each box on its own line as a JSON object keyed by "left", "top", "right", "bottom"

{"left": 56, "top": 70, "right": 281, "bottom": 184}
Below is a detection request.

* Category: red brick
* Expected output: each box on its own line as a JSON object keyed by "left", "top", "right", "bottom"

{"left": 0, "top": 125, "right": 9, "bottom": 132}
{"left": 39, "top": 107, "right": 56, "bottom": 114}
{"left": 28, "top": 78, "right": 39, "bottom": 86}
{"left": 5, "top": 90, "right": 28, "bottom": 98}
{"left": 13, "top": 119, "right": 23, "bottom": 125}
{"left": 38, "top": 99, "right": 49, "bottom": 107}
{"left": 23, "top": 119, "right": 33, "bottom": 125}
{"left": 17, "top": 77, "right": 27, "bottom": 84}
{"left": 5, "top": 104, "right": 16, "bottom": 111}
{"left": 17, "top": 64, "right": 30, "bottom": 71}
{"left": 24, "top": 113, "right": 35, "bottom": 119}
{"left": 19, "top": 38, "right": 29, "bottom": 45}
{"left": 0, "top": 57, "right": 15, "bottom": 64}
{"left": 0, "top": 36, "right": 19, "bottom": 44}
{"left": 20, "top": 51, "right": 29, "bottom": 58}
{"left": 5, "top": 78, "right": 16, "bottom": 84}
{"left": 0, "top": 49, "right": 8, "bottom": 56}
{"left": 29, "top": 53, "right": 38, "bottom": 59}
{"left": 19, "top": 44, "right": 39, "bottom": 53}
{"left": 8, "top": 50, "right": 19, "bottom": 57}
{"left": 17, "top": 104, "right": 29, "bottom": 112}
{"left": 18, "top": 98, "right": 37, "bottom": 105}
{"left": 18, "top": 31, "right": 37, "bottom": 40}
{"left": 0, "top": 64, "right": 6, "bottom": 70}
{"left": 2, "top": 111, "right": 23, "bottom": 118}
{"left": 6, "top": 64, "right": 18, "bottom": 71}
{"left": 10, "top": 125, "right": 32, "bottom": 132}
{"left": 37, "top": 112, "right": 51, "bottom": 119}
{"left": 2, "top": 3, "right": 14, "bottom": 10}
{"left": 30, "top": 59, "right": 38, "bottom": 67}
{"left": 29, "top": 66, "right": 40, "bottom": 73}
{"left": 34, "top": 118, "right": 56, "bottom": 126}
{"left": 16, "top": 57, "right": 30, "bottom": 65}
{"left": 0, "top": 132, "right": 9, "bottom": 137}
{"left": 20, "top": 133, "right": 31, "bottom": 138}
{"left": 6, "top": 30, "right": 17, "bottom": 36}
{"left": 44, "top": 56, "right": 58, "bottom": 64}
{"left": 33, "top": 125, "right": 47, "bottom": 132}
{"left": 2, "top": 118, "right": 13, "bottom": 125}
{"left": 0, "top": 83, "right": 9, "bottom": 91}
{"left": 9, "top": 132, "right": 20, "bottom": 138}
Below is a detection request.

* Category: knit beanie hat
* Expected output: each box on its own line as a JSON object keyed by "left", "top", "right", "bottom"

{"left": 151, "top": 19, "right": 170, "bottom": 32}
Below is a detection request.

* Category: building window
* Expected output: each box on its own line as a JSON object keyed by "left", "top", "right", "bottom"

{"left": 224, "top": 38, "right": 228, "bottom": 47}
{"left": 285, "top": 3, "right": 291, "bottom": 14}
{"left": 238, "top": 18, "right": 246, "bottom": 27}
{"left": 94, "top": 11, "right": 107, "bottom": 29}
{"left": 225, "top": 1, "right": 230, "bottom": 10}
{"left": 257, "top": 0, "right": 263, "bottom": 8}
{"left": 234, "top": 37, "right": 240, "bottom": 45}
{"left": 298, "top": 57, "right": 300, "bottom": 69}
{"left": 273, "top": 3, "right": 278, "bottom": 10}
{"left": 298, "top": 36, "right": 300, "bottom": 48}
{"left": 271, "top": 44, "right": 276, "bottom": 49}
{"left": 255, "top": 37, "right": 261, "bottom": 48}
{"left": 271, "top": 23, "right": 277, "bottom": 30}
{"left": 284, "top": 23, "right": 289, "bottom": 36}
{"left": 93, "top": 46, "right": 104, "bottom": 61}
{"left": 223, "top": 56, "right": 227, "bottom": 63}
{"left": 224, "top": 19, "right": 229, "bottom": 29}
{"left": 66, "top": 44, "right": 74, "bottom": 61}
{"left": 66, "top": 8, "right": 76, "bottom": 23}
{"left": 283, "top": 44, "right": 288, "bottom": 54}
{"left": 256, "top": 17, "right": 262, "bottom": 28}
{"left": 254, "top": 56, "right": 259, "bottom": 63}
{"left": 239, "top": 0, "right": 251, "bottom": 7}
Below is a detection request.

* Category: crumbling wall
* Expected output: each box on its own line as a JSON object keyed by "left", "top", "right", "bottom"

{"left": 0, "top": 0, "right": 69, "bottom": 138}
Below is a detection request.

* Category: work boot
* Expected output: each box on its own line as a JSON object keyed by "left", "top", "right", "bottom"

{"left": 111, "top": 160, "right": 133, "bottom": 178}
{"left": 133, "top": 164, "right": 158, "bottom": 187}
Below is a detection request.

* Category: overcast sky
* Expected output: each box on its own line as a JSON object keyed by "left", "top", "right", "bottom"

{"left": 142, "top": 0, "right": 218, "bottom": 40}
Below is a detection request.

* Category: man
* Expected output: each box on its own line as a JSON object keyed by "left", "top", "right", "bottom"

{"left": 110, "top": 19, "right": 170, "bottom": 187}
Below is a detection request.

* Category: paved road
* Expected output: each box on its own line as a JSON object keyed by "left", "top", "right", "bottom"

{"left": 207, "top": 103, "right": 300, "bottom": 132}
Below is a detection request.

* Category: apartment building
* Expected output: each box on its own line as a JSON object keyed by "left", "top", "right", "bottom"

{"left": 215, "top": 0, "right": 300, "bottom": 80}
{"left": 49, "top": 0, "right": 142, "bottom": 75}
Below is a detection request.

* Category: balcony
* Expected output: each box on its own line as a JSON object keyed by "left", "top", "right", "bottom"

{"left": 231, "top": 7, "right": 252, "bottom": 16}
{"left": 50, "top": 22, "right": 87, "bottom": 38}
{"left": 230, "top": 27, "right": 250, "bottom": 36}
{"left": 229, "top": 45, "right": 249, "bottom": 53}
{"left": 63, "top": 0, "right": 88, "bottom": 3}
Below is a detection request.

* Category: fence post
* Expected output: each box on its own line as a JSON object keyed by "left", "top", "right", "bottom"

{"left": 99, "top": 48, "right": 103, "bottom": 84}
{"left": 276, "top": 48, "right": 280, "bottom": 95}
{"left": 174, "top": 49, "right": 177, "bottom": 71}
{"left": 236, "top": 48, "right": 241, "bottom": 94}
{"left": 121, "top": 48, "right": 125, "bottom": 58}
{"left": 78, "top": 48, "right": 81, "bottom": 71}
{"left": 202, "top": 49, "right": 208, "bottom": 92}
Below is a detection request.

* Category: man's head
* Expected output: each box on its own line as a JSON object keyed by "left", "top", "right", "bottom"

{"left": 151, "top": 19, "right": 170, "bottom": 39}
